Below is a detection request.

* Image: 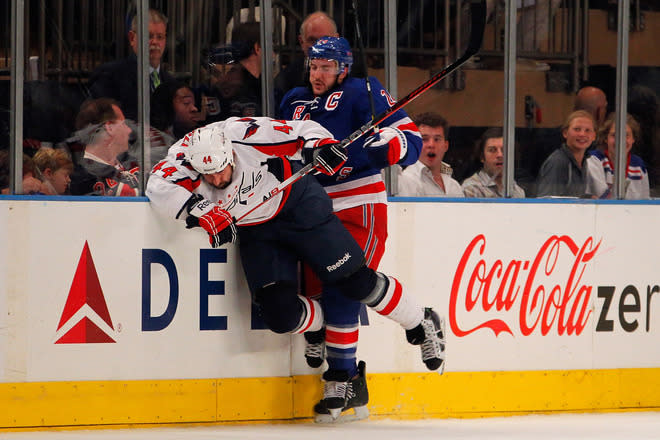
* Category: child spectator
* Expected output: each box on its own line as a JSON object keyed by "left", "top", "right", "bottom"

{"left": 32, "top": 147, "right": 74, "bottom": 195}
{"left": 586, "top": 114, "right": 649, "bottom": 199}
{"left": 0, "top": 151, "right": 49, "bottom": 195}
{"left": 536, "top": 110, "right": 596, "bottom": 198}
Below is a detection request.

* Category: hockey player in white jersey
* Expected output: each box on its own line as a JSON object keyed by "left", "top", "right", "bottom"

{"left": 146, "top": 117, "right": 445, "bottom": 422}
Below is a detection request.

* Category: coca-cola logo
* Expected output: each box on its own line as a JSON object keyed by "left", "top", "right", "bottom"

{"left": 450, "top": 234, "right": 601, "bottom": 337}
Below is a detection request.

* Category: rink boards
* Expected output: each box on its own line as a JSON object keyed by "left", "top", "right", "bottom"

{"left": 1, "top": 197, "right": 659, "bottom": 428}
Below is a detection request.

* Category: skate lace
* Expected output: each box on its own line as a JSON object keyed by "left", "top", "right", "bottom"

{"left": 420, "top": 318, "right": 445, "bottom": 362}
{"left": 324, "top": 380, "right": 348, "bottom": 400}
{"left": 305, "top": 340, "right": 325, "bottom": 359}
{"left": 345, "top": 382, "right": 356, "bottom": 400}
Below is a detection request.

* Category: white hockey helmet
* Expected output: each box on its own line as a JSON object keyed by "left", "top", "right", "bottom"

{"left": 186, "top": 125, "right": 235, "bottom": 174}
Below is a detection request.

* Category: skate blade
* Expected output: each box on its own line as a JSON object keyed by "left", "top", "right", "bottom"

{"left": 314, "top": 405, "right": 369, "bottom": 424}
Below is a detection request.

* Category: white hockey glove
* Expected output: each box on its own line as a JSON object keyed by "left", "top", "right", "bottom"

{"left": 363, "top": 127, "right": 408, "bottom": 167}
{"left": 185, "top": 195, "right": 237, "bottom": 248}
{"left": 303, "top": 138, "right": 348, "bottom": 176}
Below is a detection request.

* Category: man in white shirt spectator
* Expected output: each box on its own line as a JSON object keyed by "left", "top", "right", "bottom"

{"left": 396, "top": 112, "right": 464, "bottom": 197}
{"left": 462, "top": 127, "right": 526, "bottom": 198}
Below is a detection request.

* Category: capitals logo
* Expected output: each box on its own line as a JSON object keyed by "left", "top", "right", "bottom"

{"left": 54, "top": 241, "right": 117, "bottom": 344}
{"left": 239, "top": 118, "right": 260, "bottom": 140}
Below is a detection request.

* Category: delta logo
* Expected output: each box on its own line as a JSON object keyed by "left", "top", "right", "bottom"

{"left": 54, "top": 241, "right": 117, "bottom": 344}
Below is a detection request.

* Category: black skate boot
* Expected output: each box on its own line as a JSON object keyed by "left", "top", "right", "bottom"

{"left": 405, "top": 308, "right": 446, "bottom": 373}
{"left": 303, "top": 327, "right": 325, "bottom": 368}
{"left": 314, "top": 361, "right": 369, "bottom": 423}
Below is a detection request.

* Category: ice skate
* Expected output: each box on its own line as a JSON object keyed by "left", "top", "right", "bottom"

{"left": 314, "top": 361, "right": 369, "bottom": 423}
{"left": 406, "top": 307, "right": 446, "bottom": 373}
{"left": 304, "top": 327, "right": 325, "bottom": 368}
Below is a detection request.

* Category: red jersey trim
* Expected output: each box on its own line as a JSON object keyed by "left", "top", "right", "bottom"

{"left": 327, "top": 181, "right": 387, "bottom": 200}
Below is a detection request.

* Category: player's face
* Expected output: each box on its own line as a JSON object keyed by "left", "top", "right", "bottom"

{"left": 606, "top": 124, "right": 634, "bottom": 159}
{"left": 309, "top": 59, "right": 345, "bottom": 96}
{"left": 418, "top": 125, "right": 448, "bottom": 168}
{"left": 481, "top": 137, "right": 504, "bottom": 177}
{"left": 563, "top": 117, "right": 595, "bottom": 152}
{"left": 202, "top": 165, "right": 233, "bottom": 189}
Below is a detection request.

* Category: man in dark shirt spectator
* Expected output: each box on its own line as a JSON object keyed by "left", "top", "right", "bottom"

{"left": 88, "top": 9, "right": 174, "bottom": 122}
{"left": 274, "top": 11, "right": 339, "bottom": 95}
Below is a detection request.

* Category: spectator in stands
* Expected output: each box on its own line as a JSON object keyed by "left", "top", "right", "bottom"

{"left": 69, "top": 98, "right": 139, "bottom": 196}
{"left": 461, "top": 127, "right": 525, "bottom": 198}
{"left": 32, "top": 147, "right": 74, "bottom": 195}
{"left": 199, "top": 45, "right": 241, "bottom": 123}
{"left": 586, "top": 114, "right": 649, "bottom": 200}
{"left": 574, "top": 86, "right": 609, "bottom": 128}
{"left": 627, "top": 85, "right": 660, "bottom": 196}
{"left": 209, "top": 21, "right": 276, "bottom": 119}
{"left": 274, "top": 11, "right": 339, "bottom": 95}
{"left": 523, "top": 86, "right": 608, "bottom": 196}
{"left": 88, "top": 9, "right": 173, "bottom": 122}
{"left": 397, "top": 112, "right": 464, "bottom": 197}
{"left": 149, "top": 81, "right": 203, "bottom": 164}
{"left": 0, "top": 151, "right": 48, "bottom": 195}
{"left": 536, "top": 110, "right": 596, "bottom": 198}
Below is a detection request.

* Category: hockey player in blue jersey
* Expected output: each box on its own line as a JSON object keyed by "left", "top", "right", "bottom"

{"left": 279, "top": 37, "right": 446, "bottom": 422}
{"left": 146, "top": 117, "right": 446, "bottom": 423}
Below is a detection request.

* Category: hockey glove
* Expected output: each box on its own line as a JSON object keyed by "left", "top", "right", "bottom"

{"left": 363, "top": 127, "right": 408, "bottom": 167}
{"left": 185, "top": 195, "right": 237, "bottom": 248}
{"left": 303, "top": 138, "right": 348, "bottom": 176}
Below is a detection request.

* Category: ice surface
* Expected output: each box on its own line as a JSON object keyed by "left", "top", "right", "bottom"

{"left": 1, "top": 412, "right": 659, "bottom": 440}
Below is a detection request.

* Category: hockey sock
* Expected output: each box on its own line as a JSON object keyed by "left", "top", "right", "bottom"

{"left": 325, "top": 323, "right": 359, "bottom": 377}
{"left": 293, "top": 295, "right": 324, "bottom": 334}
{"left": 364, "top": 273, "right": 423, "bottom": 330}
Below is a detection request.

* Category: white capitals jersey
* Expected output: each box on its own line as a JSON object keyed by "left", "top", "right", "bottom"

{"left": 146, "top": 117, "right": 333, "bottom": 225}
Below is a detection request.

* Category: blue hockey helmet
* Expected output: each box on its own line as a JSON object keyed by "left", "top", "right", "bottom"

{"left": 307, "top": 36, "right": 353, "bottom": 74}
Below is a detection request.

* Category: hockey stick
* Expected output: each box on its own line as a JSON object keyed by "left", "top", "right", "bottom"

{"left": 351, "top": 0, "right": 378, "bottom": 126}
{"left": 235, "top": 0, "right": 486, "bottom": 223}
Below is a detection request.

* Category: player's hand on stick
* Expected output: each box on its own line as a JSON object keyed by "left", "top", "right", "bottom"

{"left": 304, "top": 138, "right": 347, "bottom": 176}
{"left": 185, "top": 195, "right": 237, "bottom": 248}
{"left": 363, "top": 127, "right": 408, "bottom": 167}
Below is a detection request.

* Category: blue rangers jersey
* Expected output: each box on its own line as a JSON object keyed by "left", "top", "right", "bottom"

{"left": 586, "top": 149, "right": 650, "bottom": 199}
{"left": 279, "top": 76, "right": 422, "bottom": 211}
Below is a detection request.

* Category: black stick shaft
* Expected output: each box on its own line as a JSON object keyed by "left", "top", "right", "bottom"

{"left": 351, "top": 0, "right": 377, "bottom": 126}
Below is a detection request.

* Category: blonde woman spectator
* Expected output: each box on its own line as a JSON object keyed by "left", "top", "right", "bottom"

{"left": 32, "top": 147, "right": 74, "bottom": 195}
{"left": 462, "top": 128, "right": 525, "bottom": 198}
{"left": 586, "top": 114, "right": 649, "bottom": 200}
{"left": 536, "top": 110, "right": 596, "bottom": 198}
